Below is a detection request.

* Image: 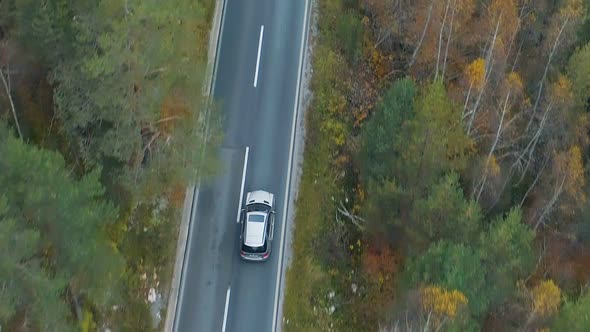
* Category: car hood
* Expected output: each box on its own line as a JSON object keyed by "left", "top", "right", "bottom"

{"left": 246, "top": 190, "right": 274, "bottom": 207}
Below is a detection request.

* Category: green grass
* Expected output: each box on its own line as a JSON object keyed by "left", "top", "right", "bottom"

{"left": 283, "top": 100, "right": 337, "bottom": 331}
{"left": 283, "top": 1, "right": 355, "bottom": 330}
{"left": 282, "top": 82, "right": 373, "bottom": 332}
{"left": 284, "top": 1, "right": 387, "bottom": 330}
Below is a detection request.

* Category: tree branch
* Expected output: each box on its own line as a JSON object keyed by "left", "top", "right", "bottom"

{"left": 143, "top": 131, "right": 161, "bottom": 154}
{"left": 0, "top": 67, "right": 23, "bottom": 139}
{"left": 337, "top": 201, "right": 365, "bottom": 230}
{"left": 153, "top": 115, "right": 181, "bottom": 125}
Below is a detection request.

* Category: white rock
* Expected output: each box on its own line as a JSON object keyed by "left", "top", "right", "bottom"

{"left": 329, "top": 305, "right": 335, "bottom": 315}
{"left": 148, "top": 288, "right": 157, "bottom": 303}
{"left": 328, "top": 291, "right": 335, "bottom": 299}
{"left": 351, "top": 283, "right": 357, "bottom": 294}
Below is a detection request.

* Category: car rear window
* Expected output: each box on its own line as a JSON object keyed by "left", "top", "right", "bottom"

{"left": 242, "top": 241, "right": 267, "bottom": 253}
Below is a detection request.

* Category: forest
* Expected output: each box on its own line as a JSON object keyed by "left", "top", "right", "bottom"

{"left": 284, "top": 0, "right": 590, "bottom": 331}
{"left": 0, "top": 0, "right": 216, "bottom": 330}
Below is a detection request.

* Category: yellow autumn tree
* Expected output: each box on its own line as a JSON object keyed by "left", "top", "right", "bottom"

{"left": 553, "top": 145, "right": 587, "bottom": 215}
{"left": 465, "top": 58, "right": 486, "bottom": 90}
{"left": 559, "top": 0, "right": 585, "bottom": 18}
{"left": 507, "top": 71, "right": 523, "bottom": 92}
{"left": 532, "top": 280, "right": 562, "bottom": 317}
{"left": 550, "top": 74, "right": 575, "bottom": 109}
{"left": 420, "top": 285, "right": 468, "bottom": 319}
{"left": 503, "top": 71, "right": 525, "bottom": 109}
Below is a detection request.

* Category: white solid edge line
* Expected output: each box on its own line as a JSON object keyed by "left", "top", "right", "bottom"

{"left": 254, "top": 25, "right": 265, "bottom": 87}
{"left": 221, "top": 287, "right": 231, "bottom": 332}
{"left": 236, "top": 146, "right": 250, "bottom": 223}
{"left": 271, "top": 0, "right": 310, "bottom": 330}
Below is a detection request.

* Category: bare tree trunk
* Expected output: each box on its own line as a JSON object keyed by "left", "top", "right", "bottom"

{"left": 68, "top": 285, "right": 83, "bottom": 322}
{"left": 535, "top": 174, "right": 566, "bottom": 231}
{"left": 434, "top": 316, "right": 448, "bottom": 332}
{"left": 517, "top": 103, "right": 552, "bottom": 184}
{"left": 0, "top": 66, "right": 23, "bottom": 140}
{"left": 510, "top": 40, "right": 524, "bottom": 72}
{"left": 435, "top": 0, "right": 451, "bottom": 79}
{"left": 153, "top": 115, "right": 181, "bottom": 125}
{"left": 506, "top": 1, "right": 527, "bottom": 62}
{"left": 423, "top": 310, "right": 432, "bottom": 332}
{"left": 475, "top": 90, "right": 510, "bottom": 202}
{"left": 337, "top": 201, "right": 365, "bottom": 230}
{"left": 487, "top": 103, "right": 549, "bottom": 209}
{"left": 409, "top": 0, "right": 435, "bottom": 68}
{"left": 441, "top": 0, "right": 456, "bottom": 80}
{"left": 374, "top": 30, "right": 393, "bottom": 50}
{"left": 526, "top": 15, "right": 570, "bottom": 132}
{"left": 462, "top": 82, "right": 473, "bottom": 118}
{"left": 519, "top": 155, "right": 550, "bottom": 207}
{"left": 467, "top": 16, "right": 501, "bottom": 135}
{"left": 488, "top": 166, "right": 516, "bottom": 212}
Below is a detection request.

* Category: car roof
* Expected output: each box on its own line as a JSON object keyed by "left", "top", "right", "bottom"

{"left": 244, "top": 212, "right": 267, "bottom": 247}
{"left": 246, "top": 190, "right": 274, "bottom": 207}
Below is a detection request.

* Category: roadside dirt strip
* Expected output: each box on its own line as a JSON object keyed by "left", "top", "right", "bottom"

{"left": 164, "top": 1, "right": 226, "bottom": 331}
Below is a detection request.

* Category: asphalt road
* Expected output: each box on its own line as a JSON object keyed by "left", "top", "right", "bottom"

{"left": 174, "top": 0, "right": 308, "bottom": 331}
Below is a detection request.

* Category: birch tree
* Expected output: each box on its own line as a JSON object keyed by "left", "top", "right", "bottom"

{"left": 534, "top": 145, "right": 586, "bottom": 230}
{"left": 567, "top": 42, "right": 590, "bottom": 110}
{"left": 473, "top": 72, "right": 524, "bottom": 203}
{"left": 526, "top": 0, "right": 585, "bottom": 131}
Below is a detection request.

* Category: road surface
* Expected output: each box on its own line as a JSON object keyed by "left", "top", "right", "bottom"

{"left": 174, "top": 0, "right": 309, "bottom": 331}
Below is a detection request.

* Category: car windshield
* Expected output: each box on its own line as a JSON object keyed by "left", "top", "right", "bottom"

{"left": 246, "top": 203, "right": 269, "bottom": 212}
